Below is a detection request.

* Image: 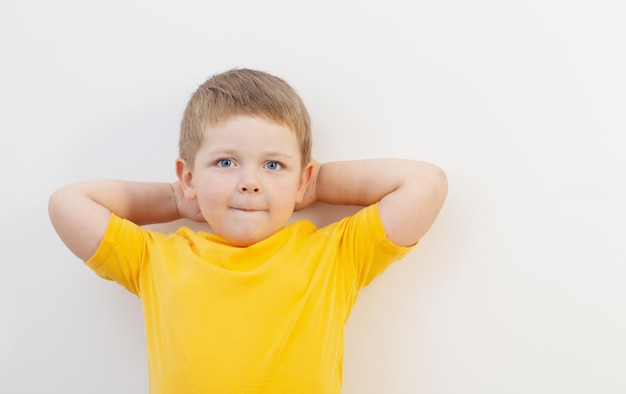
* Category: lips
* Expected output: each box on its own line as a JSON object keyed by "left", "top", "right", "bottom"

{"left": 231, "top": 206, "right": 265, "bottom": 212}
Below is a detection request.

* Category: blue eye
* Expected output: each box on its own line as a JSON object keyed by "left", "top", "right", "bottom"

{"left": 216, "top": 159, "right": 233, "bottom": 168}
{"left": 265, "top": 161, "right": 282, "bottom": 170}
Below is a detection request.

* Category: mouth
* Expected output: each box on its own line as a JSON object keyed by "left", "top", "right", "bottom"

{"left": 231, "top": 207, "right": 265, "bottom": 212}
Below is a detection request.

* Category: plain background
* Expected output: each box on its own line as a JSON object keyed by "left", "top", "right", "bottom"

{"left": 1, "top": 0, "right": 625, "bottom": 393}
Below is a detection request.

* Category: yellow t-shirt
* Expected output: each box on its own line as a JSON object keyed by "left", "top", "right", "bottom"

{"left": 86, "top": 204, "right": 413, "bottom": 393}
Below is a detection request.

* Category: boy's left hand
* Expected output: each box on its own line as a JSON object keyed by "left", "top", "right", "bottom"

{"left": 294, "top": 161, "right": 320, "bottom": 211}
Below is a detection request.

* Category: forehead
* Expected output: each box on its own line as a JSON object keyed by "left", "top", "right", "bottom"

{"left": 201, "top": 115, "right": 301, "bottom": 155}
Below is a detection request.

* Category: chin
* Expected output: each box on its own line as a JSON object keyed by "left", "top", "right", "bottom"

{"left": 229, "top": 239, "right": 257, "bottom": 247}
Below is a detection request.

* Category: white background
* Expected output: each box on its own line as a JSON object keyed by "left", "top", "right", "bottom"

{"left": 1, "top": 0, "right": 625, "bottom": 393}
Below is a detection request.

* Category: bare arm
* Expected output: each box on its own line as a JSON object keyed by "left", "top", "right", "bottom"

{"left": 48, "top": 180, "right": 199, "bottom": 261}
{"left": 300, "top": 159, "right": 447, "bottom": 247}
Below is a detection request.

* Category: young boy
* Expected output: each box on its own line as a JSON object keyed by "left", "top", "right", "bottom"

{"left": 49, "top": 68, "right": 447, "bottom": 393}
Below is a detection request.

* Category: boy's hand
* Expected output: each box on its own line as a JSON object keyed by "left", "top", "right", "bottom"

{"left": 294, "top": 161, "right": 320, "bottom": 211}
{"left": 171, "top": 181, "right": 205, "bottom": 222}
{"left": 49, "top": 180, "right": 204, "bottom": 261}
{"left": 308, "top": 159, "right": 447, "bottom": 247}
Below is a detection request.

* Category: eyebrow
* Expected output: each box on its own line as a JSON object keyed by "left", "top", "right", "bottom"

{"left": 207, "top": 148, "right": 294, "bottom": 159}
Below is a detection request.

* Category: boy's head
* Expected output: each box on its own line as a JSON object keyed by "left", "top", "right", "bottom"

{"left": 176, "top": 69, "right": 315, "bottom": 246}
{"left": 179, "top": 68, "right": 312, "bottom": 168}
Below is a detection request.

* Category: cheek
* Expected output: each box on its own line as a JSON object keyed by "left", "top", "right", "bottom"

{"left": 267, "top": 176, "right": 300, "bottom": 194}
{"left": 269, "top": 182, "right": 301, "bottom": 206}
{"left": 195, "top": 179, "right": 229, "bottom": 205}
{"left": 200, "top": 187, "right": 227, "bottom": 202}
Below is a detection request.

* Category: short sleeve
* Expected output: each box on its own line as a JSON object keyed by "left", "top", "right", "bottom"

{"left": 84, "top": 213, "right": 149, "bottom": 295}
{"left": 321, "top": 203, "right": 416, "bottom": 289}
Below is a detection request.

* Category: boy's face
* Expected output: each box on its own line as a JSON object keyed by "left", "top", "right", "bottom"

{"left": 178, "top": 115, "right": 313, "bottom": 246}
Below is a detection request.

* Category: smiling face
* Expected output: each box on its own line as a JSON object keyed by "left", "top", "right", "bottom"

{"left": 177, "top": 115, "right": 313, "bottom": 246}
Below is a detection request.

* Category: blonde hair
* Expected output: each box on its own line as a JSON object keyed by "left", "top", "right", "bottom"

{"left": 179, "top": 68, "right": 312, "bottom": 167}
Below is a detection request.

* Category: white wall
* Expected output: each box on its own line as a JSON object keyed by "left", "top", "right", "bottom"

{"left": 1, "top": 0, "right": 625, "bottom": 393}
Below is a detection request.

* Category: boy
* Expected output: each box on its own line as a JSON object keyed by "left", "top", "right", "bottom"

{"left": 49, "top": 68, "right": 447, "bottom": 393}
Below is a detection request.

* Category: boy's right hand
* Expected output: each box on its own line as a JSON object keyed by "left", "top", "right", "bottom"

{"left": 49, "top": 180, "right": 202, "bottom": 261}
{"left": 171, "top": 181, "right": 205, "bottom": 222}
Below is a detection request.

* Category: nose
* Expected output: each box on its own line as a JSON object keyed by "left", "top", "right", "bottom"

{"left": 240, "top": 184, "right": 260, "bottom": 193}
{"left": 238, "top": 169, "right": 261, "bottom": 194}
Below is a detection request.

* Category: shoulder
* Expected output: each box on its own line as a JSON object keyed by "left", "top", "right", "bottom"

{"left": 318, "top": 204, "right": 385, "bottom": 240}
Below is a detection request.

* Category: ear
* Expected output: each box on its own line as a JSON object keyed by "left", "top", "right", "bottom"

{"left": 176, "top": 158, "right": 197, "bottom": 200}
{"left": 295, "top": 161, "right": 316, "bottom": 203}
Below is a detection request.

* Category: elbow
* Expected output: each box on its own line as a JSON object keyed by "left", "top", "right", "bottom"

{"left": 48, "top": 187, "right": 64, "bottom": 224}
{"left": 430, "top": 166, "right": 448, "bottom": 217}
{"left": 432, "top": 165, "right": 448, "bottom": 204}
{"left": 417, "top": 162, "right": 448, "bottom": 206}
